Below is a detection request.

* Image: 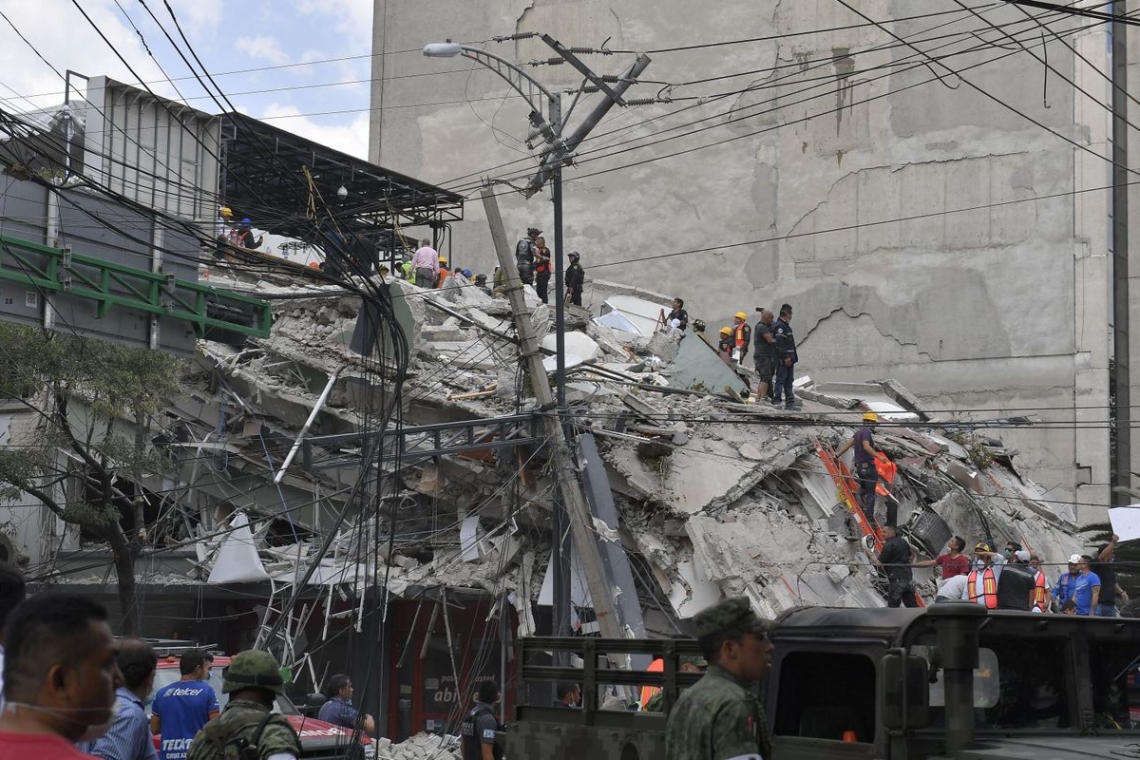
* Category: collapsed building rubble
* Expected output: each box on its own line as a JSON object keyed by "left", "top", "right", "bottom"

{"left": 176, "top": 267, "right": 1088, "bottom": 621}
{"left": 31, "top": 261, "right": 1098, "bottom": 745}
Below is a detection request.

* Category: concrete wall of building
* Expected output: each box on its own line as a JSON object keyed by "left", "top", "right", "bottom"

{"left": 370, "top": 0, "right": 1116, "bottom": 519}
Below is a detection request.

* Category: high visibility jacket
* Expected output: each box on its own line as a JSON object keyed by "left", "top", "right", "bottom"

{"left": 534, "top": 248, "right": 551, "bottom": 274}
{"left": 733, "top": 322, "right": 751, "bottom": 349}
{"left": 1032, "top": 570, "right": 1048, "bottom": 612}
{"left": 874, "top": 458, "right": 897, "bottom": 497}
{"left": 640, "top": 658, "right": 664, "bottom": 709}
{"left": 968, "top": 567, "right": 999, "bottom": 608}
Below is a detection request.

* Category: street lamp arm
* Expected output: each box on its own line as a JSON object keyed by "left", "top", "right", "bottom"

{"left": 457, "top": 46, "right": 560, "bottom": 125}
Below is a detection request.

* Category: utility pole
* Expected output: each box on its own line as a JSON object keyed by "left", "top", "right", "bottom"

{"left": 482, "top": 185, "right": 621, "bottom": 640}
{"left": 1111, "top": 0, "right": 1130, "bottom": 506}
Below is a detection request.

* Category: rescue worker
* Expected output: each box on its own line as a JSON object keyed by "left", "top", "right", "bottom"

{"left": 460, "top": 681, "right": 503, "bottom": 760}
{"left": 665, "top": 597, "right": 774, "bottom": 760}
{"left": 1052, "top": 554, "right": 1081, "bottom": 608}
{"left": 515, "top": 227, "right": 539, "bottom": 285}
{"left": 186, "top": 650, "right": 301, "bottom": 760}
{"left": 565, "top": 252, "right": 585, "bottom": 306}
{"left": 664, "top": 298, "right": 689, "bottom": 331}
{"left": 716, "top": 327, "right": 734, "bottom": 362}
{"left": 731, "top": 312, "right": 751, "bottom": 364}
{"left": 643, "top": 655, "right": 706, "bottom": 712}
{"left": 752, "top": 310, "right": 775, "bottom": 402}
{"left": 400, "top": 259, "right": 413, "bottom": 281}
{"left": 533, "top": 236, "right": 552, "bottom": 304}
{"left": 436, "top": 258, "right": 450, "bottom": 288}
{"left": 475, "top": 274, "right": 492, "bottom": 296}
{"left": 995, "top": 550, "right": 1036, "bottom": 611}
{"left": 214, "top": 207, "right": 234, "bottom": 258}
{"left": 411, "top": 238, "right": 439, "bottom": 289}
{"left": 835, "top": 412, "right": 890, "bottom": 528}
{"left": 492, "top": 266, "right": 506, "bottom": 297}
{"left": 771, "top": 304, "right": 798, "bottom": 409}
{"left": 1028, "top": 555, "right": 1051, "bottom": 612}
{"left": 865, "top": 524, "right": 918, "bottom": 608}
{"left": 966, "top": 543, "right": 1003, "bottom": 609}
{"left": 236, "top": 219, "right": 263, "bottom": 250}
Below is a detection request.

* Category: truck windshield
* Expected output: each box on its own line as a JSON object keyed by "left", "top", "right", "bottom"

{"left": 912, "top": 633, "right": 1072, "bottom": 731}
{"left": 1089, "top": 640, "right": 1140, "bottom": 730}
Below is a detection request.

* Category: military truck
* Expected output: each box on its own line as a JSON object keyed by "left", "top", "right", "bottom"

{"left": 510, "top": 604, "right": 1140, "bottom": 759}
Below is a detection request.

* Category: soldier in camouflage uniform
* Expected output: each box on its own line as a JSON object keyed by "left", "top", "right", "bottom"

{"left": 643, "top": 654, "right": 708, "bottom": 713}
{"left": 665, "top": 598, "right": 775, "bottom": 760}
{"left": 186, "top": 650, "right": 302, "bottom": 760}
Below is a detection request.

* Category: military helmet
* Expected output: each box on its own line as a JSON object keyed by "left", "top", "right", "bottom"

{"left": 222, "top": 650, "right": 285, "bottom": 695}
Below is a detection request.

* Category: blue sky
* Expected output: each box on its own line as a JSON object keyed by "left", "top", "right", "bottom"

{"left": 0, "top": 0, "right": 374, "bottom": 158}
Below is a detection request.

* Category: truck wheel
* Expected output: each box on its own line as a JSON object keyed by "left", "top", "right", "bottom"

{"left": 620, "top": 743, "right": 640, "bottom": 760}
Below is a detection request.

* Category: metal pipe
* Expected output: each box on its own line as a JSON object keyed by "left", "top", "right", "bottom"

{"left": 274, "top": 366, "right": 343, "bottom": 484}
{"left": 927, "top": 603, "right": 987, "bottom": 756}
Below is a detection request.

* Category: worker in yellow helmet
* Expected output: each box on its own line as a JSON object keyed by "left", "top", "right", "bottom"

{"left": 836, "top": 411, "right": 890, "bottom": 527}
{"left": 731, "top": 311, "right": 751, "bottom": 365}
{"left": 436, "top": 257, "right": 450, "bottom": 288}
{"left": 716, "top": 326, "right": 734, "bottom": 362}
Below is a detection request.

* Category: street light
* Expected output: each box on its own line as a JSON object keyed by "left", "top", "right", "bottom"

{"left": 422, "top": 39, "right": 568, "bottom": 409}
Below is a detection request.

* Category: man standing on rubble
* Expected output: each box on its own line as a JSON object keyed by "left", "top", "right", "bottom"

{"left": 533, "top": 236, "right": 552, "bottom": 304}
{"left": 731, "top": 312, "right": 751, "bottom": 364}
{"left": 515, "top": 227, "right": 540, "bottom": 285}
{"left": 771, "top": 304, "right": 799, "bottom": 409}
{"left": 865, "top": 525, "right": 919, "bottom": 608}
{"left": 411, "top": 238, "right": 439, "bottom": 289}
{"left": 665, "top": 598, "right": 774, "bottom": 760}
{"left": 753, "top": 310, "right": 775, "bottom": 403}
{"left": 566, "top": 252, "right": 585, "bottom": 306}
{"left": 836, "top": 412, "right": 890, "bottom": 528}
{"left": 664, "top": 298, "right": 689, "bottom": 331}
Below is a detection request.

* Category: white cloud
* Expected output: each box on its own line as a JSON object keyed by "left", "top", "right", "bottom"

{"left": 259, "top": 103, "right": 369, "bottom": 160}
{"left": 0, "top": 0, "right": 178, "bottom": 111}
{"left": 297, "top": 0, "right": 372, "bottom": 50}
{"left": 236, "top": 35, "right": 291, "bottom": 67}
{"left": 166, "top": 0, "right": 222, "bottom": 30}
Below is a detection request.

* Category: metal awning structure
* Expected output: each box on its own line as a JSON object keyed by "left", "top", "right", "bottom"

{"left": 220, "top": 112, "right": 464, "bottom": 244}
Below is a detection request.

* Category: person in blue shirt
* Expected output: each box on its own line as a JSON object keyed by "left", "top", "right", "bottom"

{"left": 80, "top": 638, "right": 158, "bottom": 760}
{"left": 1052, "top": 554, "right": 1082, "bottom": 607}
{"left": 318, "top": 674, "right": 375, "bottom": 734}
{"left": 1071, "top": 554, "right": 1102, "bottom": 616}
{"left": 149, "top": 649, "right": 219, "bottom": 760}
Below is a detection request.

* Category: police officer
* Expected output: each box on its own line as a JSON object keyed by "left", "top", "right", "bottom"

{"left": 515, "top": 227, "right": 540, "bottom": 285}
{"left": 665, "top": 597, "right": 774, "bottom": 760}
{"left": 461, "top": 681, "right": 504, "bottom": 760}
{"left": 187, "top": 650, "right": 301, "bottom": 760}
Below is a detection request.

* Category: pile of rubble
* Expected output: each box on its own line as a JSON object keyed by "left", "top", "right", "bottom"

{"left": 188, "top": 269, "right": 1086, "bottom": 629}
{"left": 374, "top": 732, "right": 461, "bottom": 760}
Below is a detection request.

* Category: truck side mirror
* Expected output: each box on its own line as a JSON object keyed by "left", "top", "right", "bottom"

{"left": 881, "top": 649, "right": 930, "bottom": 731}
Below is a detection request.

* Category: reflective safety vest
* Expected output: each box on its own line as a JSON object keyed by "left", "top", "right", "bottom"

{"left": 968, "top": 566, "right": 998, "bottom": 608}
{"left": 1032, "top": 570, "right": 1048, "bottom": 612}
{"left": 640, "top": 658, "right": 664, "bottom": 709}
{"left": 733, "top": 323, "right": 750, "bottom": 348}
{"left": 875, "top": 458, "right": 898, "bottom": 497}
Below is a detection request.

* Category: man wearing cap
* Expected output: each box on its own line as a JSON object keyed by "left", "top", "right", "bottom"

{"left": 731, "top": 312, "right": 751, "bottom": 365}
{"left": 566, "top": 252, "right": 585, "bottom": 306}
{"left": 1052, "top": 555, "right": 1082, "bottom": 609}
{"left": 836, "top": 412, "right": 890, "bottom": 528}
{"left": 643, "top": 656, "right": 706, "bottom": 713}
{"left": 995, "top": 550, "right": 1036, "bottom": 611}
{"left": 665, "top": 597, "right": 774, "bottom": 760}
{"left": 771, "top": 304, "right": 799, "bottom": 409}
{"left": 515, "top": 227, "right": 540, "bottom": 285}
{"left": 186, "top": 650, "right": 300, "bottom": 760}
{"left": 865, "top": 524, "right": 919, "bottom": 608}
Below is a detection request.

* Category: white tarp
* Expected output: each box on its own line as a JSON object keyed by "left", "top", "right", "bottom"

{"left": 208, "top": 512, "right": 270, "bottom": 584}
{"left": 1109, "top": 507, "right": 1140, "bottom": 542}
{"left": 601, "top": 295, "right": 666, "bottom": 336}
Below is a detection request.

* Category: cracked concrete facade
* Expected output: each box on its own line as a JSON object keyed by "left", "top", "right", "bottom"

{"left": 369, "top": 1, "right": 1119, "bottom": 519}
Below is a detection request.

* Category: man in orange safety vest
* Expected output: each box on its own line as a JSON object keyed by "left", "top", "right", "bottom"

{"left": 967, "top": 542, "right": 1004, "bottom": 609}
